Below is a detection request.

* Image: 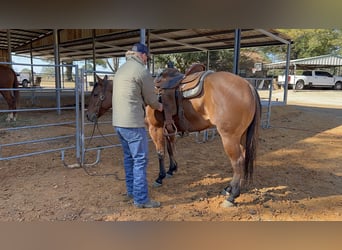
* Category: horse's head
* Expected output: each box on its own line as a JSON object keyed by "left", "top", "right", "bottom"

{"left": 86, "top": 75, "right": 112, "bottom": 122}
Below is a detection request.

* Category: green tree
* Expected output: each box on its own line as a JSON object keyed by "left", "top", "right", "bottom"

{"left": 154, "top": 52, "right": 207, "bottom": 73}
{"left": 63, "top": 58, "right": 109, "bottom": 81}
{"left": 41, "top": 65, "right": 55, "bottom": 76}
{"left": 82, "top": 59, "right": 107, "bottom": 71}
{"left": 106, "top": 57, "right": 120, "bottom": 73}
{"left": 154, "top": 50, "right": 236, "bottom": 73}
{"left": 153, "top": 48, "right": 268, "bottom": 76}
{"left": 262, "top": 29, "right": 342, "bottom": 60}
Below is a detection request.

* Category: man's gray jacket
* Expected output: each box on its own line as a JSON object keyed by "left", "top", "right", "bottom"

{"left": 112, "top": 54, "right": 160, "bottom": 128}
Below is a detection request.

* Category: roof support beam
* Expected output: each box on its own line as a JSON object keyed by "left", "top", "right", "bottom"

{"left": 95, "top": 41, "right": 127, "bottom": 51}
{"left": 256, "top": 29, "right": 291, "bottom": 45}
{"left": 149, "top": 32, "right": 208, "bottom": 52}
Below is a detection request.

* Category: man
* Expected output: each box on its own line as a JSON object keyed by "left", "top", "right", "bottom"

{"left": 112, "top": 43, "right": 163, "bottom": 208}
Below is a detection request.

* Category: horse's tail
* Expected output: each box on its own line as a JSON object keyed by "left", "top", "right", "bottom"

{"left": 244, "top": 85, "right": 262, "bottom": 182}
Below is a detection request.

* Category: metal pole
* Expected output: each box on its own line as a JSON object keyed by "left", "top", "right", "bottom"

{"left": 75, "top": 65, "right": 81, "bottom": 163}
{"left": 140, "top": 28, "right": 146, "bottom": 44}
{"left": 140, "top": 29, "right": 150, "bottom": 71}
{"left": 146, "top": 29, "right": 151, "bottom": 71}
{"left": 80, "top": 68, "right": 85, "bottom": 165}
{"left": 92, "top": 29, "right": 96, "bottom": 84}
{"left": 53, "top": 29, "right": 61, "bottom": 115}
{"left": 257, "top": 29, "right": 292, "bottom": 105}
{"left": 207, "top": 50, "right": 210, "bottom": 70}
{"left": 233, "top": 29, "right": 241, "bottom": 75}
{"left": 6, "top": 30, "right": 12, "bottom": 66}
{"left": 30, "top": 43, "right": 34, "bottom": 85}
{"left": 283, "top": 42, "right": 291, "bottom": 104}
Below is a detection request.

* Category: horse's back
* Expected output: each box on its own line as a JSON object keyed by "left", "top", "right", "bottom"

{"left": 206, "top": 71, "right": 255, "bottom": 105}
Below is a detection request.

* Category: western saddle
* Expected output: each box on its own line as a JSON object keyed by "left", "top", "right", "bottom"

{"left": 154, "top": 63, "right": 213, "bottom": 136}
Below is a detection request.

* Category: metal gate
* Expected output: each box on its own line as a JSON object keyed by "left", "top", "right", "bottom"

{"left": 0, "top": 63, "right": 81, "bottom": 165}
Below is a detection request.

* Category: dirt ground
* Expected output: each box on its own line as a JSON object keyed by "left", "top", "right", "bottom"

{"left": 0, "top": 89, "right": 341, "bottom": 221}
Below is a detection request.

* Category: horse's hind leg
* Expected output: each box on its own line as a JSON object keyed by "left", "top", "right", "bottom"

{"left": 7, "top": 95, "right": 17, "bottom": 122}
{"left": 1, "top": 91, "right": 16, "bottom": 122}
{"left": 220, "top": 135, "right": 245, "bottom": 207}
{"left": 6, "top": 113, "right": 15, "bottom": 122}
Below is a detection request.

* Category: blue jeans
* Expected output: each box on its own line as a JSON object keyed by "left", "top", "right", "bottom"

{"left": 114, "top": 126, "right": 149, "bottom": 205}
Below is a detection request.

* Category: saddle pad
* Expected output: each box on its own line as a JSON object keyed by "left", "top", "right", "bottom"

{"left": 182, "top": 71, "right": 213, "bottom": 99}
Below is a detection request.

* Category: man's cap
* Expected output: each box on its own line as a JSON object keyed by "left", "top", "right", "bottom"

{"left": 131, "top": 43, "right": 149, "bottom": 55}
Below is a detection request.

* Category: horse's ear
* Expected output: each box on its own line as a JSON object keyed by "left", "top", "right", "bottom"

{"left": 95, "top": 74, "right": 104, "bottom": 86}
{"left": 104, "top": 75, "right": 108, "bottom": 80}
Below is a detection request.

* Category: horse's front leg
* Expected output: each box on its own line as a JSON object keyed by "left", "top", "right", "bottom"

{"left": 149, "top": 126, "right": 167, "bottom": 187}
{"left": 154, "top": 149, "right": 166, "bottom": 186}
{"left": 165, "top": 135, "right": 178, "bottom": 178}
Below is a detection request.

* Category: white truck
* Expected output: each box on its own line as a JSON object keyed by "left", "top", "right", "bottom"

{"left": 278, "top": 70, "right": 342, "bottom": 90}
{"left": 16, "top": 72, "right": 31, "bottom": 87}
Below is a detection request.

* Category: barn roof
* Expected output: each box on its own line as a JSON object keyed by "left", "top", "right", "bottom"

{"left": 265, "top": 54, "right": 342, "bottom": 69}
{"left": 0, "top": 29, "right": 292, "bottom": 61}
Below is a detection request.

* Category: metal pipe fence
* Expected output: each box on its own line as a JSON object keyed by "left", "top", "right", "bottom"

{"left": 0, "top": 62, "right": 80, "bottom": 164}
{"left": 1, "top": 63, "right": 275, "bottom": 168}
{"left": 245, "top": 77, "right": 275, "bottom": 128}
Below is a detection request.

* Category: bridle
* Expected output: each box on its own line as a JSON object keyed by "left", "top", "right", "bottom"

{"left": 88, "top": 78, "right": 115, "bottom": 146}
{"left": 92, "top": 79, "right": 110, "bottom": 121}
{"left": 83, "top": 78, "right": 124, "bottom": 179}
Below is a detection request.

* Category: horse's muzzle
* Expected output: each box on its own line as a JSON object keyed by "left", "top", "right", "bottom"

{"left": 86, "top": 112, "right": 97, "bottom": 122}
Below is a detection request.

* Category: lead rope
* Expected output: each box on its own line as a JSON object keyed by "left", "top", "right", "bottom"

{"left": 81, "top": 79, "right": 124, "bottom": 180}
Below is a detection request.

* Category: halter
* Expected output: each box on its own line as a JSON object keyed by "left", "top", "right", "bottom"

{"left": 83, "top": 78, "right": 123, "bottom": 179}
{"left": 93, "top": 78, "right": 109, "bottom": 120}
{"left": 88, "top": 78, "right": 116, "bottom": 146}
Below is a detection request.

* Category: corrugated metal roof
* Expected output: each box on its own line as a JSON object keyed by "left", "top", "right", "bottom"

{"left": 0, "top": 29, "right": 292, "bottom": 61}
{"left": 265, "top": 54, "right": 342, "bottom": 69}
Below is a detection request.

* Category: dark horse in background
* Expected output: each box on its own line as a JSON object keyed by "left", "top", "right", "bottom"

{"left": 86, "top": 66, "right": 261, "bottom": 207}
{"left": 0, "top": 65, "right": 20, "bottom": 122}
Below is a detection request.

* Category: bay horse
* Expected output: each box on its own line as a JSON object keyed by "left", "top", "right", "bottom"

{"left": 0, "top": 65, "right": 20, "bottom": 122}
{"left": 86, "top": 67, "right": 261, "bottom": 207}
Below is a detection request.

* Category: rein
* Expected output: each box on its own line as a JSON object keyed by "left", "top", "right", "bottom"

{"left": 87, "top": 78, "right": 116, "bottom": 147}
{"left": 82, "top": 79, "right": 124, "bottom": 180}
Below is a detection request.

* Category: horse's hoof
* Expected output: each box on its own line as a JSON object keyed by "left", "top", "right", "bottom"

{"left": 221, "top": 189, "right": 230, "bottom": 196}
{"left": 153, "top": 181, "right": 162, "bottom": 188}
{"left": 166, "top": 173, "right": 173, "bottom": 178}
{"left": 220, "top": 200, "right": 236, "bottom": 208}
